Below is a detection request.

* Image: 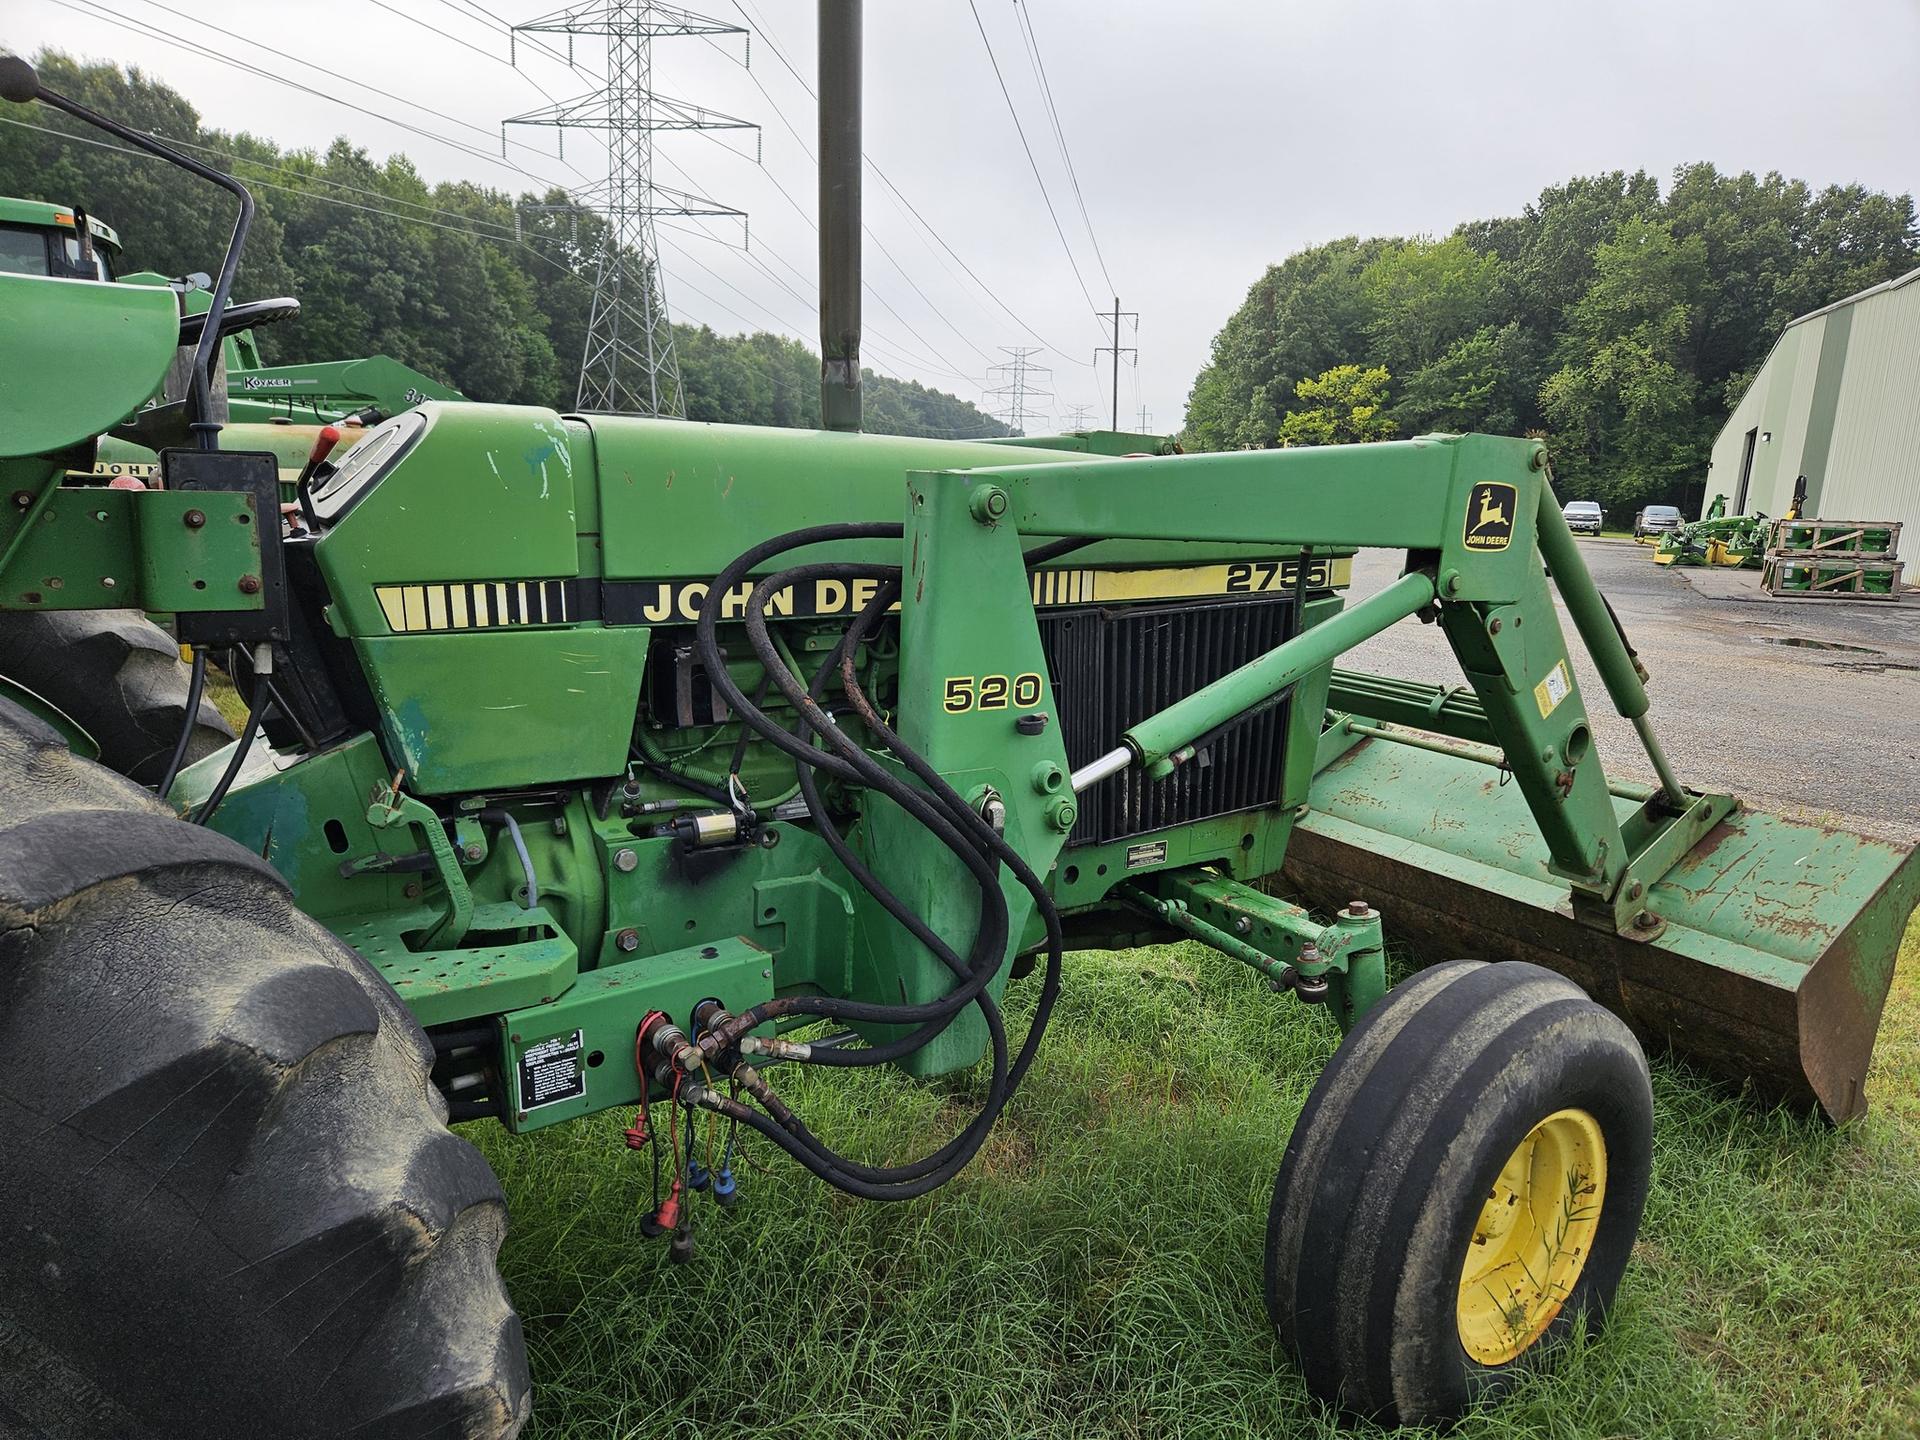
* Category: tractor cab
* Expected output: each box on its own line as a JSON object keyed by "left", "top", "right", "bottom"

{"left": 0, "top": 195, "right": 119, "bottom": 280}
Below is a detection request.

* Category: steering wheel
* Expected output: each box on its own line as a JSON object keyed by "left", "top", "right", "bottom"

{"left": 177, "top": 296, "right": 301, "bottom": 347}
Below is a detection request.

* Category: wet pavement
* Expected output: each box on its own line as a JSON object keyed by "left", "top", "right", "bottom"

{"left": 1341, "top": 538, "right": 1920, "bottom": 843}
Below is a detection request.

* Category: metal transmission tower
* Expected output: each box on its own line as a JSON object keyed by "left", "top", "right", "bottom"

{"left": 507, "top": 2, "right": 755, "bottom": 416}
{"left": 1064, "top": 403, "right": 1097, "bottom": 429}
{"left": 983, "top": 347, "right": 1052, "bottom": 435}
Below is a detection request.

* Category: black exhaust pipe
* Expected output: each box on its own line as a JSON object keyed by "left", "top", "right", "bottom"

{"left": 818, "top": 0, "right": 861, "bottom": 432}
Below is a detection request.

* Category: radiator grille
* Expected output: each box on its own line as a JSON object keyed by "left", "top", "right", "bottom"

{"left": 1036, "top": 594, "right": 1300, "bottom": 846}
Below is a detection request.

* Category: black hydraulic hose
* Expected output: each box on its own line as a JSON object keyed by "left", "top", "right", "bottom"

{"left": 693, "top": 534, "right": 1069, "bottom": 1195}
{"left": 784, "top": 599, "right": 1069, "bottom": 1190}
{"left": 694, "top": 523, "right": 899, "bottom": 782}
{"left": 192, "top": 692, "right": 267, "bottom": 826}
{"left": 695, "top": 544, "right": 1016, "bottom": 1185}
{"left": 733, "top": 563, "right": 1013, "bottom": 1028}
{"left": 156, "top": 647, "right": 208, "bottom": 802}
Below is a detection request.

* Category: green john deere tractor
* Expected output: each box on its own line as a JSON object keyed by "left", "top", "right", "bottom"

{"left": 0, "top": 190, "right": 461, "bottom": 500}
{"left": 1, "top": 43, "right": 1915, "bottom": 1440}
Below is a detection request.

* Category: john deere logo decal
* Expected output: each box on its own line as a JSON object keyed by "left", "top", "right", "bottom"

{"left": 1464, "top": 482, "right": 1517, "bottom": 551}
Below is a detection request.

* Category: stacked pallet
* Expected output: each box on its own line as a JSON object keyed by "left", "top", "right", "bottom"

{"left": 1761, "top": 518, "right": 1904, "bottom": 600}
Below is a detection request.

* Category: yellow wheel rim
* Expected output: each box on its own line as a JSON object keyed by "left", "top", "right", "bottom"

{"left": 1456, "top": 1107, "right": 1607, "bottom": 1366}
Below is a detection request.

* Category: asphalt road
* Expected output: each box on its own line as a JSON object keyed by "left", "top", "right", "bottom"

{"left": 1340, "top": 537, "right": 1920, "bottom": 843}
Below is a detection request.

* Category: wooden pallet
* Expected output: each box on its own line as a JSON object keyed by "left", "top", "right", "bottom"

{"left": 1760, "top": 554, "right": 1904, "bottom": 600}
{"left": 1768, "top": 517, "right": 1902, "bottom": 559}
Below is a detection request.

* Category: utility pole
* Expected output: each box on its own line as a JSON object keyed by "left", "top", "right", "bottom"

{"left": 1136, "top": 404, "right": 1152, "bottom": 433}
{"left": 1093, "top": 295, "right": 1137, "bottom": 431}
{"left": 983, "top": 347, "right": 1052, "bottom": 435}
{"left": 506, "top": 3, "right": 756, "bottom": 417}
{"left": 818, "top": 0, "right": 861, "bottom": 431}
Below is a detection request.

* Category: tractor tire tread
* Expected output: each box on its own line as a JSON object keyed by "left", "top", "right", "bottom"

{"left": 0, "top": 700, "right": 529, "bottom": 1440}
{"left": 1266, "top": 959, "right": 1652, "bottom": 1424}
{"left": 0, "top": 609, "right": 232, "bottom": 784}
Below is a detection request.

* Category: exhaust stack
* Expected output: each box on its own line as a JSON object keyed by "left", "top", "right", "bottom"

{"left": 818, "top": 0, "right": 861, "bottom": 431}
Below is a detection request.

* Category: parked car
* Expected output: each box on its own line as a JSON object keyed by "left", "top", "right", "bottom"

{"left": 1634, "top": 504, "right": 1682, "bottom": 541}
{"left": 1562, "top": 499, "right": 1604, "bottom": 534}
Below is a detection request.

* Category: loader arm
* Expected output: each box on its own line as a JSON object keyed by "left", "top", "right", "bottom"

{"left": 908, "top": 434, "right": 1669, "bottom": 935}
{"left": 899, "top": 433, "right": 1916, "bottom": 1120}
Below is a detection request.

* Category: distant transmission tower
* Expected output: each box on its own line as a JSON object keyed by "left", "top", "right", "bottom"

{"left": 1136, "top": 404, "right": 1153, "bottom": 432}
{"left": 1064, "top": 403, "right": 1097, "bottom": 429}
{"left": 984, "top": 347, "right": 1052, "bottom": 435}
{"left": 507, "top": 3, "right": 756, "bottom": 416}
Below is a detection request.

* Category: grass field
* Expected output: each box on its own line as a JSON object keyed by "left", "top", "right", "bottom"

{"left": 470, "top": 915, "right": 1920, "bottom": 1440}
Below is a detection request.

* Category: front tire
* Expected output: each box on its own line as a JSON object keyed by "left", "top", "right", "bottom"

{"left": 1265, "top": 960, "right": 1652, "bottom": 1424}
{"left": 0, "top": 700, "right": 529, "bottom": 1438}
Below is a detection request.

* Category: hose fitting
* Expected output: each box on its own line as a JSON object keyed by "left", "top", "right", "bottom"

{"left": 739, "top": 1035, "right": 814, "bottom": 1063}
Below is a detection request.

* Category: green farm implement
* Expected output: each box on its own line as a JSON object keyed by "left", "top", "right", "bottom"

{"left": 1, "top": 36, "right": 1915, "bottom": 1438}
{"left": 1654, "top": 493, "right": 1771, "bottom": 568}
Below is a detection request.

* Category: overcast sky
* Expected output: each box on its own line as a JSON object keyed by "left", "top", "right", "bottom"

{"left": 10, "top": 0, "right": 1918, "bottom": 430}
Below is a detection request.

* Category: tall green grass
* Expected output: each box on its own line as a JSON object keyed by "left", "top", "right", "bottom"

{"left": 473, "top": 918, "right": 1920, "bottom": 1440}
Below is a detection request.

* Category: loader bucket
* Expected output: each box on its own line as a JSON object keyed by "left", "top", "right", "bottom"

{"left": 1281, "top": 735, "right": 1920, "bottom": 1122}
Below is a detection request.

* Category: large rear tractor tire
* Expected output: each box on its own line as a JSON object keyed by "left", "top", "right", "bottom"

{"left": 0, "top": 700, "right": 530, "bottom": 1438}
{"left": 0, "top": 609, "right": 232, "bottom": 785}
{"left": 1266, "top": 960, "right": 1653, "bottom": 1424}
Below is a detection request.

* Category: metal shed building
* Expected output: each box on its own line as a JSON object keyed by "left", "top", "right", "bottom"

{"left": 1705, "top": 264, "right": 1920, "bottom": 583}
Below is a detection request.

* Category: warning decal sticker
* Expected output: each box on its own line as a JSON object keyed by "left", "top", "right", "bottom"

{"left": 1533, "top": 659, "right": 1572, "bottom": 719}
{"left": 517, "top": 1029, "right": 586, "bottom": 1111}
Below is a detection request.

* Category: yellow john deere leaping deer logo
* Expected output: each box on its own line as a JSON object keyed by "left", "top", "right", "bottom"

{"left": 1464, "top": 482, "right": 1517, "bottom": 551}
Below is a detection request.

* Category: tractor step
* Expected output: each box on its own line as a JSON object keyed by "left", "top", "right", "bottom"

{"left": 1282, "top": 734, "right": 1920, "bottom": 1122}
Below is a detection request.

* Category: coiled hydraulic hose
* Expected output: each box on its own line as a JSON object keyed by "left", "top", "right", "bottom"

{"left": 691, "top": 523, "right": 1067, "bottom": 1200}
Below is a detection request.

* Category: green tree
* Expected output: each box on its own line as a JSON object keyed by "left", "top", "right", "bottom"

{"left": 1539, "top": 217, "right": 1710, "bottom": 499}
{"left": 1359, "top": 235, "right": 1504, "bottom": 378}
{"left": 1183, "top": 236, "right": 1388, "bottom": 450}
{"left": 1276, "top": 364, "right": 1395, "bottom": 446}
{"left": 1188, "top": 159, "right": 1915, "bottom": 514}
{"left": 1393, "top": 323, "right": 1529, "bottom": 435}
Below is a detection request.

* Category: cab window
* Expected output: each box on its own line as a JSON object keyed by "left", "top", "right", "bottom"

{"left": 56, "top": 230, "right": 113, "bottom": 280}
{"left": 0, "top": 225, "right": 47, "bottom": 276}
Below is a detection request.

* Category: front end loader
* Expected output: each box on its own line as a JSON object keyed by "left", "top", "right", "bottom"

{"left": 0, "top": 43, "right": 1914, "bottom": 1439}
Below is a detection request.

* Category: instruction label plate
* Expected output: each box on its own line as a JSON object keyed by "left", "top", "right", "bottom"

{"left": 1126, "top": 840, "right": 1168, "bottom": 870}
{"left": 1533, "top": 660, "right": 1572, "bottom": 719}
{"left": 516, "top": 1029, "right": 586, "bottom": 1112}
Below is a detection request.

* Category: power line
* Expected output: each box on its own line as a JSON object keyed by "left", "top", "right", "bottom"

{"left": 687, "top": 48, "right": 998, "bottom": 370}
{"left": 651, "top": 139, "right": 984, "bottom": 385}
{"left": 1011, "top": 0, "right": 1114, "bottom": 297}
{"left": 48, "top": 0, "right": 582, "bottom": 190}
{"left": 725, "top": 0, "right": 1090, "bottom": 364}
{"left": 964, "top": 0, "right": 1101, "bottom": 316}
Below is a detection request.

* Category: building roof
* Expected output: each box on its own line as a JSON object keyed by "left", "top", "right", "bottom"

{"left": 1781, "top": 263, "right": 1920, "bottom": 331}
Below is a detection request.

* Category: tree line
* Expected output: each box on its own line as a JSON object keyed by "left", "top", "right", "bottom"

{"left": 1183, "top": 167, "right": 1917, "bottom": 510}
{"left": 0, "top": 53, "right": 1009, "bottom": 441}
